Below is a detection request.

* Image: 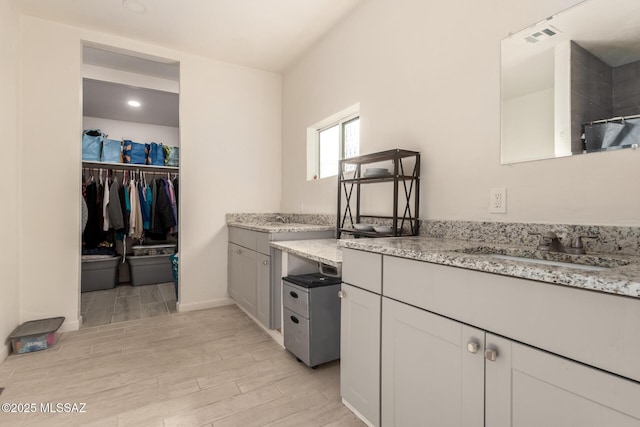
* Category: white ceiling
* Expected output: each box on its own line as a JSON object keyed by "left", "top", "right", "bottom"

{"left": 13, "top": 0, "right": 364, "bottom": 72}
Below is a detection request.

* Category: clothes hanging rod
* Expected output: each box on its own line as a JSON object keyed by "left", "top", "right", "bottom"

{"left": 587, "top": 113, "right": 640, "bottom": 125}
{"left": 81, "top": 161, "right": 179, "bottom": 173}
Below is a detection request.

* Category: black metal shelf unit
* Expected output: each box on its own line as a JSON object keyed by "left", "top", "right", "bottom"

{"left": 337, "top": 149, "right": 420, "bottom": 238}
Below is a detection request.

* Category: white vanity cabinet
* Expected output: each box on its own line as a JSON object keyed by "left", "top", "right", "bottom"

{"left": 340, "top": 248, "right": 383, "bottom": 427}
{"left": 377, "top": 255, "right": 640, "bottom": 426}
{"left": 228, "top": 225, "right": 334, "bottom": 329}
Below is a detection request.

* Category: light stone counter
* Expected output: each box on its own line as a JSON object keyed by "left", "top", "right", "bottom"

{"left": 227, "top": 221, "right": 335, "bottom": 234}
{"left": 338, "top": 236, "right": 640, "bottom": 298}
{"left": 269, "top": 239, "right": 341, "bottom": 267}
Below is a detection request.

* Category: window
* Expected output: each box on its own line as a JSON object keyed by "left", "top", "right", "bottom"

{"left": 308, "top": 106, "right": 360, "bottom": 180}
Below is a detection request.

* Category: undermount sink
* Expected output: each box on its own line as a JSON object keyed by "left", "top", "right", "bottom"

{"left": 455, "top": 246, "right": 631, "bottom": 271}
{"left": 487, "top": 254, "right": 609, "bottom": 271}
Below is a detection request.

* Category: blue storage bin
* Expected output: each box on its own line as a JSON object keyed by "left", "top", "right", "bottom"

{"left": 82, "top": 130, "right": 104, "bottom": 161}
{"left": 123, "top": 140, "right": 147, "bottom": 164}
{"left": 101, "top": 139, "right": 122, "bottom": 163}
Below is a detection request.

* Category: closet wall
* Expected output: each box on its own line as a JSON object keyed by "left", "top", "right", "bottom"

{"left": 19, "top": 16, "right": 282, "bottom": 331}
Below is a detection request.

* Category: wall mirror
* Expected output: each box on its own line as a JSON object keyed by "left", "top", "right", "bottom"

{"left": 501, "top": 0, "right": 640, "bottom": 164}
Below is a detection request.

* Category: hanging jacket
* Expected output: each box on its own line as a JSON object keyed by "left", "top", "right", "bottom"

{"left": 108, "top": 176, "right": 124, "bottom": 231}
{"left": 152, "top": 179, "right": 176, "bottom": 234}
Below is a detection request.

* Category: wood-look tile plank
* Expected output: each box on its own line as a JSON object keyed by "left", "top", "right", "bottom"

{"left": 213, "top": 390, "right": 329, "bottom": 427}
{"left": 162, "top": 384, "right": 283, "bottom": 427}
{"left": 140, "top": 302, "right": 169, "bottom": 319}
{"left": 111, "top": 295, "right": 142, "bottom": 323}
{"left": 138, "top": 285, "right": 165, "bottom": 305}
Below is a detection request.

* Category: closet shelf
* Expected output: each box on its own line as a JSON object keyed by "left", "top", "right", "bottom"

{"left": 82, "top": 161, "right": 179, "bottom": 173}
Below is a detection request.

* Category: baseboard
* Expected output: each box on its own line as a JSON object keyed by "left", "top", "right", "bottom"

{"left": 176, "top": 297, "right": 234, "bottom": 312}
{"left": 58, "top": 317, "right": 81, "bottom": 333}
{"left": 342, "top": 398, "right": 376, "bottom": 427}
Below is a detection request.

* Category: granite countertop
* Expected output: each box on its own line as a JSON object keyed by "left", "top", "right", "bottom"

{"left": 338, "top": 237, "right": 640, "bottom": 298}
{"left": 270, "top": 239, "right": 342, "bottom": 267}
{"left": 227, "top": 221, "right": 335, "bottom": 233}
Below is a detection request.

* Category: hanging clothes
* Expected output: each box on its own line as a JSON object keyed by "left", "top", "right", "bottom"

{"left": 167, "top": 178, "right": 178, "bottom": 234}
{"left": 144, "top": 184, "right": 153, "bottom": 230}
{"left": 152, "top": 178, "right": 176, "bottom": 234}
{"left": 102, "top": 174, "right": 110, "bottom": 231}
{"left": 108, "top": 175, "right": 124, "bottom": 231}
{"left": 128, "top": 178, "right": 143, "bottom": 239}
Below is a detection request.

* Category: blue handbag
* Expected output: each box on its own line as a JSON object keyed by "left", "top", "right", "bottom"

{"left": 123, "top": 140, "right": 147, "bottom": 164}
{"left": 146, "top": 142, "right": 165, "bottom": 166}
{"left": 101, "top": 139, "right": 122, "bottom": 163}
{"left": 82, "top": 130, "right": 104, "bottom": 161}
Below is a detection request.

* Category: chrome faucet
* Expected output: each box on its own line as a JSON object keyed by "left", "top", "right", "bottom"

{"left": 528, "top": 231, "right": 597, "bottom": 255}
{"left": 275, "top": 215, "right": 289, "bottom": 224}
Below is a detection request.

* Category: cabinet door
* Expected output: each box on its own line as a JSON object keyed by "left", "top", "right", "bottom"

{"left": 255, "top": 253, "right": 271, "bottom": 328}
{"left": 340, "top": 283, "right": 381, "bottom": 427}
{"left": 228, "top": 243, "right": 257, "bottom": 316}
{"left": 381, "top": 297, "right": 484, "bottom": 427}
{"left": 485, "top": 334, "right": 640, "bottom": 427}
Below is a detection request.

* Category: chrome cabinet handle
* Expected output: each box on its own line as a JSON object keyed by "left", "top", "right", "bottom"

{"left": 262, "top": 260, "right": 269, "bottom": 265}
{"left": 236, "top": 249, "right": 241, "bottom": 254}
{"left": 338, "top": 291, "right": 346, "bottom": 299}
{"left": 485, "top": 348, "right": 498, "bottom": 362}
{"left": 467, "top": 341, "right": 480, "bottom": 354}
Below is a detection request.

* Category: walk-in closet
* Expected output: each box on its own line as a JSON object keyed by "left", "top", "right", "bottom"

{"left": 80, "top": 45, "right": 181, "bottom": 327}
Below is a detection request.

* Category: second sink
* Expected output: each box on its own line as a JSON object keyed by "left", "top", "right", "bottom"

{"left": 455, "top": 246, "right": 631, "bottom": 271}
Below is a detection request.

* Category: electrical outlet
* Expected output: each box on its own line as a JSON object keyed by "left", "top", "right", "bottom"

{"left": 489, "top": 188, "right": 507, "bottom": 214}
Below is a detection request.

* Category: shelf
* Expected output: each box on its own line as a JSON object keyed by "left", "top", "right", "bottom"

{"left": 340, "top": 175, "right": 418, "bottom": 184}
{"left": 339, "top": 149, "right": 420, "bottom": 165}
{"left": 82, "top": 161, "right": 179, "bottom": 173}
{"left": 337, "top": 149, "right": 420, "bottom": 239}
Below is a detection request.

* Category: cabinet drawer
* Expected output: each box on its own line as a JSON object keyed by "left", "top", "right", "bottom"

{"left": 284, "top": 307, "right": 310, "bottom": 364}
{"left": 228, "top": 227, "right": 256, "bottom": 250}
{"left": 342, "top": 248, "right": 382, "bottom": 294}
{"left": 256, "top": 231, "right": 270, "bottom": 255}
{"left": 283, "top": 283, "right": 309, "bottom": 318}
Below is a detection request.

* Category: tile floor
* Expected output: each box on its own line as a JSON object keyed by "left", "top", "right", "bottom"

{"left": 81, "top": 283, "right": 177, "bottom": 328}
{"left": 0, "top": 304, "right": 363, "bottom": 427}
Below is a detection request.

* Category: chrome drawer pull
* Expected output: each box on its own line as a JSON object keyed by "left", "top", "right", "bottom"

{"left": 338, "top": 291, "right": 346, "bottom": 299}
{"left": 485, "top": 348, "right": 498, "bottom": 362}
{"left": 467, "top": 341, "right": 480, "bottom": 354}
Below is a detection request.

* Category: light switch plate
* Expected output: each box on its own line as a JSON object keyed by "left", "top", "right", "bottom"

{"left": 489, "top": 187, "right": 507, "bottom": 214}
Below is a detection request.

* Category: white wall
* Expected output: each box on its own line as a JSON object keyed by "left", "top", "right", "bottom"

{"left": 502, "top": 88, "right": 554, "bottom": 163}
{"left": 19, "top": 16, "right": 281, "bottom": 329}
{"left": 282, "top": 0, "right": 640, "bottom": 226}
{"left": 0, "top": 0, "right": 20, "bottom": 360}
{"left": 83, "top": 116, "right": 180, "bottom": 147}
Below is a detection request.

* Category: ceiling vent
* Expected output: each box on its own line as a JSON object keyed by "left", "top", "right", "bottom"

{"left": 523, "top": 25, "right": 561, "bottom": 44}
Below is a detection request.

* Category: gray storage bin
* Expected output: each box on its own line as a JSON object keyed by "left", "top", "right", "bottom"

{"left": 128, "top": 254, "right": 173, "bottom": 286}
{"left": 81, "top": 255, "right": 121, "bottom": 292}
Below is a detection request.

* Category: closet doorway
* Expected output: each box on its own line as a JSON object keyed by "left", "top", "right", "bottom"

{"left": 80, "top": 45, "right": 180, "bottom": 328}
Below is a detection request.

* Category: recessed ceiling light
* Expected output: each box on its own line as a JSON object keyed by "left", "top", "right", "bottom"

{"left": 127, "top": 100, "right": 141, "bottom": 107}
{"left": 122, "top": 0, "right": 146, "bottom": 14}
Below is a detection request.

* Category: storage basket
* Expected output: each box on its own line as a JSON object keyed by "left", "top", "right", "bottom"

{"left": 123, "top": 140, "right": 147, "bottom": 164}
{"left": 101, "top": 139, "right": 122, "bottom": 163}
{"left": 82, "top": 129, "right": 104, "bottom": 161}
